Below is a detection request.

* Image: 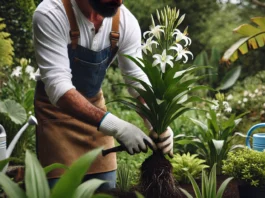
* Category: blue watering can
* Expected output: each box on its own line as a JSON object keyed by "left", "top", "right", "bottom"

{"left": 246, "top": 123, "right": 265, "bottom": 151}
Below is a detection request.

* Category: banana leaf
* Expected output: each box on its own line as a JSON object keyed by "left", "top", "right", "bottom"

{"left": 221, "top": 17, "right": 265, "bottom": 64}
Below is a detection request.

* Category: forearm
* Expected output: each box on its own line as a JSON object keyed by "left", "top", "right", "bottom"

{"left": 57, "top": 88, "right": 106, "bottom": 126}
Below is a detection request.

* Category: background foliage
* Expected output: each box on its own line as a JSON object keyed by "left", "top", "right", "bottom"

{"left": 0, "top": 0, "right": 265, "bottom": 190}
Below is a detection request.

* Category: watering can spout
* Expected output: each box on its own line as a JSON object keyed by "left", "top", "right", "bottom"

{"left": 0, "top": 116, "right": 38, "bottom": 162}
{"left": 6, "top": 116, "right": 38, "bottom": 159}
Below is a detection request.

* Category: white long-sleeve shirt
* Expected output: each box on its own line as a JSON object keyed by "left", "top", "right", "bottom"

{"left": 33, "top": 0, "right": 148, "bottom": 105}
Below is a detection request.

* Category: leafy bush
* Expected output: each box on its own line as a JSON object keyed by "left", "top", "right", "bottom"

{"left": 178, "top": 93, "right": 247, "bottom": 174}
{"left": 170, "top": 152, "right": 208, "bottom": 184}
{"left": 222, "top": 148, "right": 265, "bottom": 187}
{"left": 0, "top": 18, "right": 13, "bottom": 69}
{"left": 226, "top": 70, "right": 265, "bottom": 122}
{"left": 0, "top": 0, "right": 36, "bottom": 63}
{"left": 0, "top": 58, "right": 37, "bottom": 160}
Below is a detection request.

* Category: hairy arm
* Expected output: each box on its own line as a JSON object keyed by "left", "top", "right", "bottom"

{"left": 57, "top": 88, "right": 106, "bottom": 126}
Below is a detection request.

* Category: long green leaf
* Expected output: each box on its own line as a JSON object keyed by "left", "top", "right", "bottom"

{"left": 25, "top": 150, "right": 50, "bottom": 198}
{"left": 209, "top": 164, "right": 217, "bottom": 198}
{"left": 188, "top": 173, "right": 202, "bottom": 198}
{"left": 0, "top": 158, "right": 13, "bottom": 171}
{"left": 44, "top": 163, "right": 69, "bottom": 175}
{"left": 179, "top": 188, "right": 193, "bottom": 198}
{"left": 216, "top": 177, "right": 234, "bottom": 198}
{"left": 135, "top": 191, "right": 145, "bottom": 198}
{"left": 189, "top": 118, "right": 208, "bottom": 132}
{"left": 0, "top": 172, "right": 27, "bottom": 198}
{"left": 218, "top": 66, "right": 241, "bottom": 90}
{"left": 73, "top": 179, "right": 106, "bottom": 198}
{"left": 51, "top": 148, "right": 102, "bottom": 198}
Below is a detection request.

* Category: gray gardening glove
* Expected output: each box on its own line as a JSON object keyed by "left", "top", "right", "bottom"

{"left": 99, "top": 112, "right": 157, "bottom": 155}
{"left": 149, "top": 126, "right": 174, "bottom": 158}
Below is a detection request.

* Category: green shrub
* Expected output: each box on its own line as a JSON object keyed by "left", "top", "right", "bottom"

{"left": 170, "top": 152, "right": 208, "bottom": 184}
{"left": 222, "top": 148, "right": 265, "bottom": 187}
{"left": 0, "top": 18, "right": 13, "bottom": 69}
{"left": 0, "top": 0, "right": 36, "bottom": 63}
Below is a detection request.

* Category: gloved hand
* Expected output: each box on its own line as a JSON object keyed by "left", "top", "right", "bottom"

{"left": 149, "top": 127, "right": 174, "bottom": 158}
{"left": 99, "top": 112, "right": 156, "bottom": 155}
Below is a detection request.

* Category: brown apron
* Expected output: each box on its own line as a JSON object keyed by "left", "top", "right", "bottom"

{"left": 34, "top": 0, "right": 120, "bottom": 179}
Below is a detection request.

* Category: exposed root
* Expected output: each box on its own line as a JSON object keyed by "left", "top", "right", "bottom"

{"left": 137, "top": 152, "right": 180, "bottom": 198}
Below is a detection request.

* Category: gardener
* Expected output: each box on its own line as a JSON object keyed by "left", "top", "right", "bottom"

{"left": 33, "top": 0, "right": 174, "bottom": 190}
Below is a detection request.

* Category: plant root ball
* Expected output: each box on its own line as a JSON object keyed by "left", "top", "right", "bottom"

{"left": 138, "top": 152, "right": 180, "bottom": 198}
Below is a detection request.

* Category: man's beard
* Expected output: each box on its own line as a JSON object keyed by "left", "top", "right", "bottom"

{"left": 88, "top": 0, "right": 122, "bottom": 17}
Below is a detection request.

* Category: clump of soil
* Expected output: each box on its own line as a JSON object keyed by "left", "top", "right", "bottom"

{"left": 137, "top": 152, "right": 180, "bottom": 198}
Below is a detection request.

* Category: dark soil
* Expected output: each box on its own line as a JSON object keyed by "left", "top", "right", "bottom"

{"left": 105, "top": 175, "right": 240, "bottom": 198}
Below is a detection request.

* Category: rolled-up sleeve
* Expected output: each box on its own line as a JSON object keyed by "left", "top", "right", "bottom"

{"left": 33, "top": 11, "right": 75, "bottom": 105}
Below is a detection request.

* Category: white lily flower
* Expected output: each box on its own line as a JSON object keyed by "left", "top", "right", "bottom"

{"left": 29, "top": 72, "right": 36, "bottom": 81}
{"left": 11, "top": 66, "right": 22, "bottom": 77}
{"left": 143, "top": 25, "right": 164, "bottom": 39}
{"left": 172, "top": 29, "right": 192, "bottom": 46}
{"left": 152, "top": 50, "right": 174, "bottom": 73}
{"left": 142, "top": 37, "right": 159, "bottom": 54}
{"left": 169, "top": 44, "right": 193, "bottom": 63}
{"left": 25, "top": 65, "right": 35, "bottom": 74}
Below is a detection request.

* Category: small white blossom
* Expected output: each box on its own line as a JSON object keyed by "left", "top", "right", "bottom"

{"left": 255, "top": 89, "right": 259, "bottom": 93}
{"left": 29, "top": 72, "right": 36, "bottom": 81}
{"left": 250, "top": 93, "right": 256, "bottom": 98}
{"left": 172, "top": 29, "right": 192, "bottom": 46}
{"left": 210, "top": 100, "right": 219, "bottom": 111}
{"left": 142, "top": 37, "right": 159, "bottom": 54}
{"left": 243, "top": 90, "right": 248, "bottom": 96}
{"left": 169, "top": 43, "right": 193, "bottom": 63}
{"left": 25, "top": 65, "right": 35, "bottom": 74}
{"left": 243, "top": 98, "right": 248, "bottom": 103}
{"left": 11, "top": 66, "right": 22, "bottom": 77}
{"left": 28, "top": 111, "right": 32, "bottom": 115}
{"left": 143, "top": 25, "right": 164, "bottom": 39}
{"left": 222, "top": 101, "right": 229, "bottom": 108}
{"left": 238, "top": 100, "right": 242, "bottom": 104}
{"left": 226, "top": 94, "right": 233, "bottom": 100}
{"left": 224, "top": 107, "right": 232, "bottom": 113}
{"left": 216, "top": 113, "right": 221, "bottom": 117}
{"left": 152, "top": 50, "right": 174, "bottom": 73}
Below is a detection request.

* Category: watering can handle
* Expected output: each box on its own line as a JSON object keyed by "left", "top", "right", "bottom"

{"left": 246, "top": 123, "right": 265, "bottom": 148}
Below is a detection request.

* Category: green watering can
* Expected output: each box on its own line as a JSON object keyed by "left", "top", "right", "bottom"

{"left": 246, "top": 123, "right": 265, "bottom": 151}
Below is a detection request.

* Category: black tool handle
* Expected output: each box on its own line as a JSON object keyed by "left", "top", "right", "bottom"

{"left": 102, "top": 145, "right": 126, "bottom": 156}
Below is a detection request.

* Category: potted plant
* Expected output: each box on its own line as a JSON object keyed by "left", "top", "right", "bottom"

{"left": 222, "top": 148, "right": 265, "bottom": 198}
{"left": 114, "top": 6, "right": 211, "bottom": 198}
